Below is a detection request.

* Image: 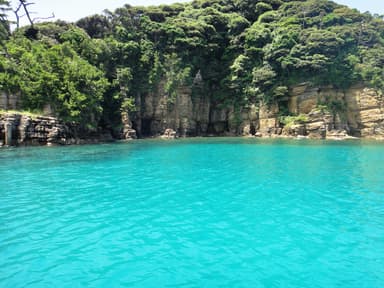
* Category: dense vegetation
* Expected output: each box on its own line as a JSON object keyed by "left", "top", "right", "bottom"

{"left": 1, "top": 0, "right": 384, "bottom": 131}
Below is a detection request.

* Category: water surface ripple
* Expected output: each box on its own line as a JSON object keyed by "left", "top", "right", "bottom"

{"left": 1, "top": 138, "right": 384, "bottom": 287}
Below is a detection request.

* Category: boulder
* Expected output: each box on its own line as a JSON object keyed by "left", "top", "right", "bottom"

{"left": 161, "top": 128, "right": 177, "bottom": 139}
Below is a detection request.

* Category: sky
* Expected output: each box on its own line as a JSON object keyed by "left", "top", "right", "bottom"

{"left": 8, "top": 0, "right": 384, "bottom": 26}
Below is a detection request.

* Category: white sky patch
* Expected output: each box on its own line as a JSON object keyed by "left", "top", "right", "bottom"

{"left": 7, "top": 0, "right": 384, "bottom": 28}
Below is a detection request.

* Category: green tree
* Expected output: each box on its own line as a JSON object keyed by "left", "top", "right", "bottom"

{"left": 0, "top": 0, "right": 10, "bottom": 44}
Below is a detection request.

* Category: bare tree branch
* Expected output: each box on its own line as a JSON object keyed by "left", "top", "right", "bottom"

{"left": 13, "top": 2, "right": 22, "bottom": 29}
{"left": 20, "top": 0, "right": 34, "bottom": 26}
{"left": 32, "top": 12, "right": 54, "bottom": 23}
{"left": 13, "top": 1, "right": 55, "bottom": 29}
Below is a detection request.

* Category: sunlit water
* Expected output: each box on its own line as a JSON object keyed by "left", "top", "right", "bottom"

{"left": 1, "top": 138, "right": 384, "bottom": 287}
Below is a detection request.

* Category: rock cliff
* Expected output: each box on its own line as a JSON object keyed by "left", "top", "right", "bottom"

{"left": 2, "top": 82, "right": 384, "bottom": 146}
{"left": 131, "top": 80, "right": 210, "bottom": 137}
{"left": 0, "top": 113, "right": 112, "bottom": 147}
{"left": 283, "top": 83, "right": 384, "bottom": 140}
{"left": 131, "top": 79, "right": 260, "bottom": 138}
{"left": 130, "top": 81, "right": 384, "bottom": 140}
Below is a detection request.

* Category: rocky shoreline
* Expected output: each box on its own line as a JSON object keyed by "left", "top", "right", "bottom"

{"left": 0, "top": 112, "right": 381, "bottom": 148}
{"left": 0, "top": 113, "right": 114, "bottom": 147}
{"left": 2, "top": 82, "right": 384, "bottom": 147}
{"left": 124, "top": 81, "right": 384, "bottom": 141}
{"left": 136, "top": 82, "right": 384, "bottom": 142}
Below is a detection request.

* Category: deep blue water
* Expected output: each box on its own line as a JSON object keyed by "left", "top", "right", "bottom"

{"left": 0, "top": 138, "right": 384, "bottom": 287}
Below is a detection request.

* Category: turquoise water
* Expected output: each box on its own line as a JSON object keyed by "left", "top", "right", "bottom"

{"left": 1, "top": 138, "right": 384, "bottom": 287}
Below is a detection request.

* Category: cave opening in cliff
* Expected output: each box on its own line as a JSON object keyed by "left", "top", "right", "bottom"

{"left": 250, "top": 124, "right": 256, "bottom": 136}
{"left": 132, "top": 120, "right": 138, "bottom": 135}
{"left": 141, "top": 118, "right": 152, "bottom": 137}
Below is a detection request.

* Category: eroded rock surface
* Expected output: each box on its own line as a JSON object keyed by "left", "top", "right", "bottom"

{"left": 2, "top": 82, "right": 384, "bottom": 146}
{"left": 0, "top": 113, "right": 113, "bottom": 146}
{"left": 130, "top": 80, "right": 384, "bottom": 140}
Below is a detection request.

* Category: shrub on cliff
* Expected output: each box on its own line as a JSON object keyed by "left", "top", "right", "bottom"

{"left": 0, "top": 32, "right": 108, "bottom": 128}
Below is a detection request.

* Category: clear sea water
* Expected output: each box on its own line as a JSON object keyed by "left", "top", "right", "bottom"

{"left": 1, "top": 138, "right": 384, "bottom": 288}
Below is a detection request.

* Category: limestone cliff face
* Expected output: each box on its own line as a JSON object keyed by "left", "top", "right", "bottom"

{"left": 345, "top": 86, "right": 384, "bottom": 138}
{"left": 132, "top": 80, "right": 261, "bottom": 137}
{"left": 0, "top": 114, "right": 71, "bottom": 146}
{"left": 132, "top": 81, "right": 211, "bottom": 137}
{"left": 0, "top": 113, "right": 112, "bottom": 146}
{"left": 0, "top": 92, "right": 19, "bottom": 111}
{"left": 131, "top": 81, "right": 384, "bottom": 140}
{"left": 285, "top": 83, "right": 384, "bottom": 139}
{"left": 2, "top": 82, "right": 383, "bottom": 146}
